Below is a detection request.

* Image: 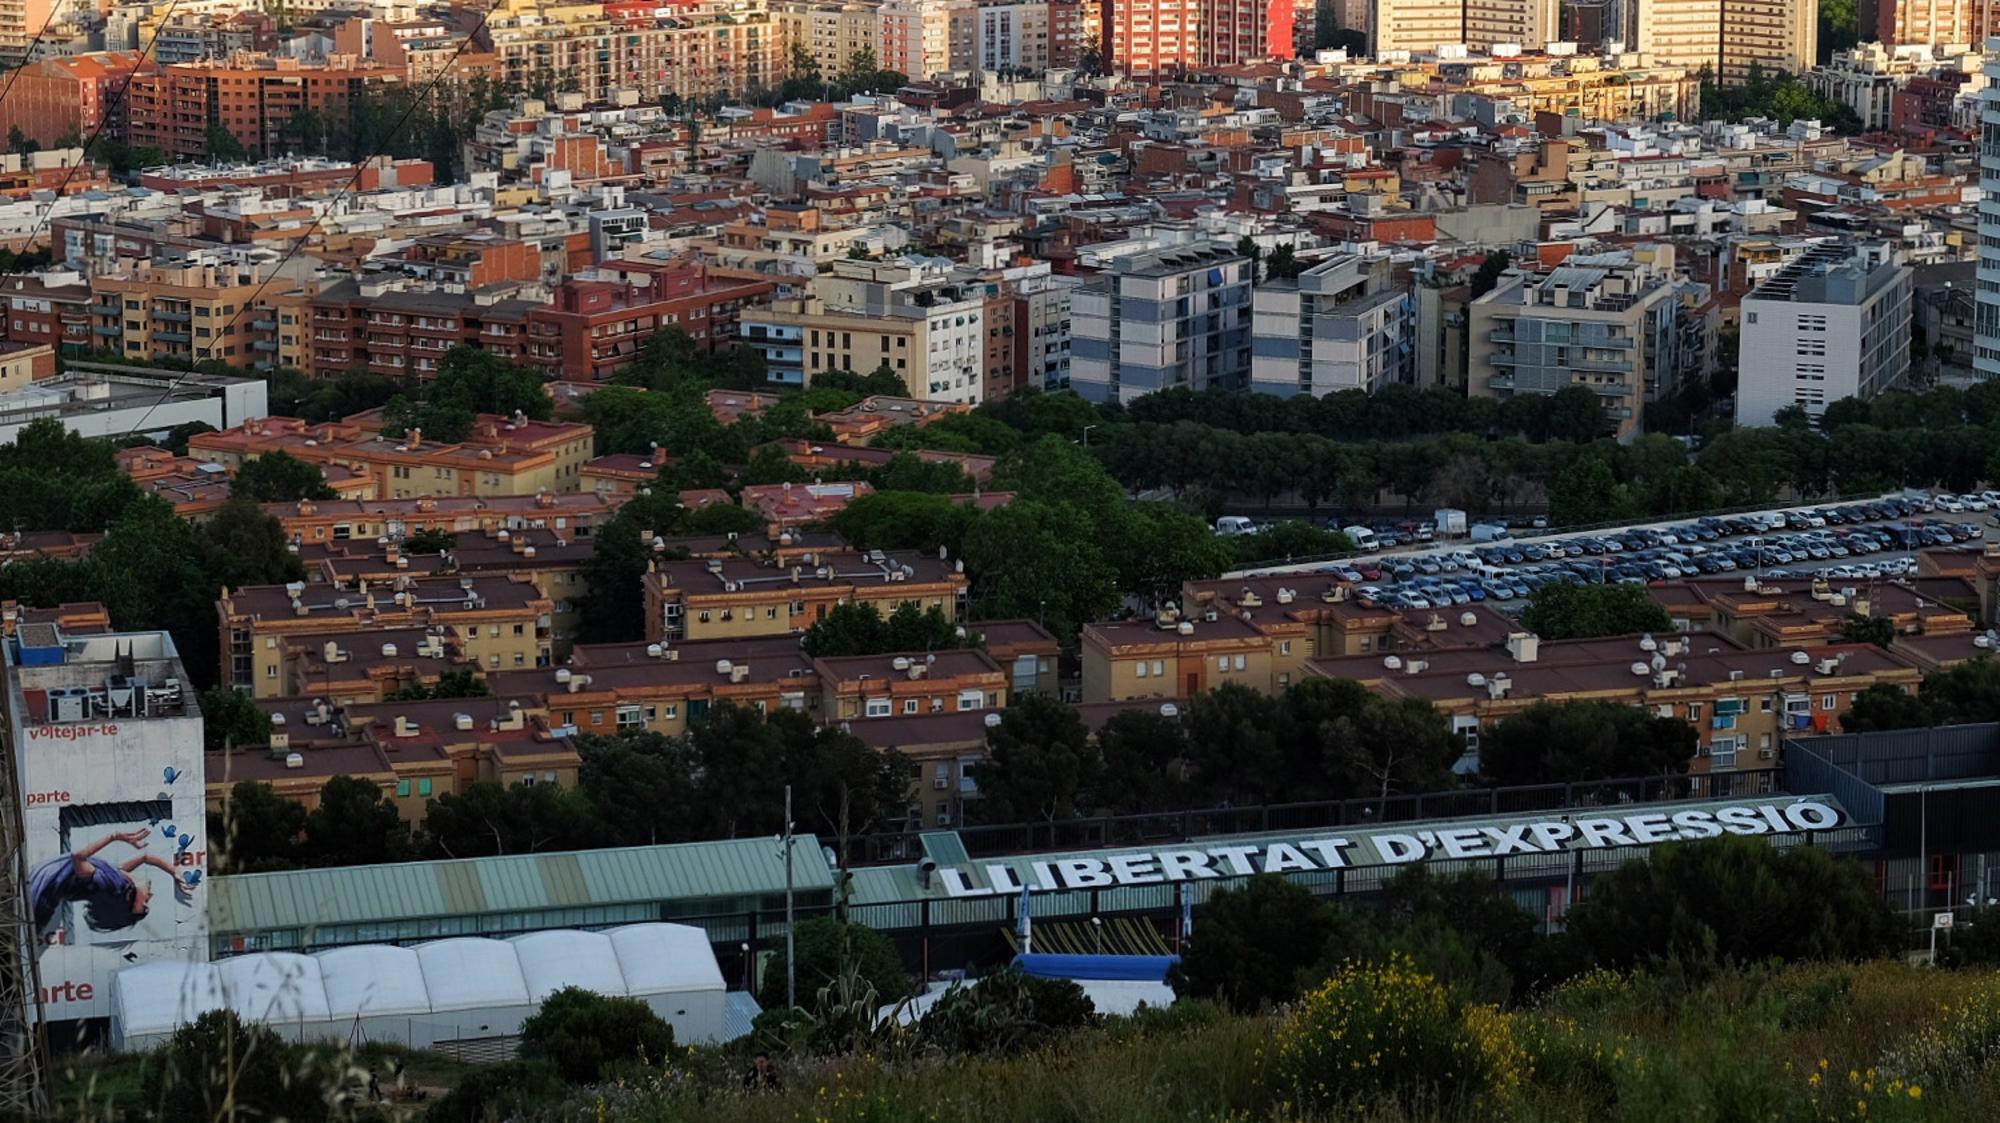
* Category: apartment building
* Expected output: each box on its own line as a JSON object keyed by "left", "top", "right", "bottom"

{"left": 1874, "top": 0, "right": 1975, "bottom": 43}
{"left": 489, "top": 634, "right": 823, "bottom": 740}
{"left": 486, "top": 0, "right": 779, "bottom": 106}
{"left": 1462, "top": 0, "right": 1561, "bottom": 50}
{"left": 306, "top": 528, "right": 594, "bottom": 658}
{"left": 126, "top": 53, "right": 408, "bottom": 162}
{"left": 975, "top": 1, "right": 1053, "bottom": 72}
{"left": 739, "top": 262, "right": 989, "bottom": 402}
{"left": 1627, "top": 0, "right": 1815, "bottom": 86}
{"left": 777, "top": 0, "right": 880, "bottom": 79}
{"left": 1007, "top": 265, "right": 1074, "bottom": 392}
{"left": 1368, "top": 0, "right": 1465, "bottom": 54}
{"left": 215, "top": 695, "right": 577, "bottom": 826}
{"left": 522, "top": 267, "right": 776, "bottom": 383}
{"left": 1736, "top": 240, "right": 1911, "bottom": 428}
{"left": 0, "top": 51, "right": 153, "bottom": 150}
{"left": 1466, "top": 251, "right": 1687, "bottom": 440}
{"left": 813, "top": 649, "right": 1008, "bottom": 720}
{"left": 190, "top": 412, "right": 594, "bottom": 500}
{"left": 0, "top": 341, "right": 57, "bottom": 393}
{"left": 1081, "top": 610, "right": 1274, "bottom": 703}
{"left": 264, "top": 492, "right": 622, "bottom": 548}
{"left": 90, "top": 257, "right": 278, "bottom": 367}
{"left": 1250, "top": 254, "right": 1412, "bottom": 397}
{"left": 1809, "top": 44, "right": 1974, "bottom": 133}
{"left": 280, "top": 626, "right": 473, "bottom": 705}
{"left": 1981, "top": 52, "right": 2000, "bottom": 385}
{"left": 642, "top": 551, "right": 969, "bottom": 643}
{"left": 1308, "top": 631, "right": 1921, "bottom": 775}
{"left": 1102, "top": 0, "right": 1270, "bottom": 76}
{"left": 879, "top": 0, "right": 975, "bottom": 79}
{"left": 217, "top": 574, "right": 554, "bottom": 696}
{"left": 1070, "top": 243, "right": 1254, "bottom": 405}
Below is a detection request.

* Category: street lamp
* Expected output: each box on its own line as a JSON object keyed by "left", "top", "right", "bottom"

{"left": 1080, "top": 424, "right": 1099, "bottom": 449}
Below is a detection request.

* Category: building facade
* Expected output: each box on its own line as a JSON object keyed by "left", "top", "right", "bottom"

{"left": 1070, "top": 243, "right": 1254, "bottom": 404}
{"left": 1466, "top": 253, "right": 1685, "bottom": 440}
{"left": 1736, "top": 240, "right": 1912, "bottom": 428}
{"left": 1250, "top": 254, "right": 1413, "bottom": 397}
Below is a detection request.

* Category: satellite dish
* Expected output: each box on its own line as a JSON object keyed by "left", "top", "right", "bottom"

{"left": 1383, "top": 655, "right": 1403, "bottom": 670}
{"left": 1466, "top": 672, "right": 1487, "bottom": 687}
{"left": 1650, "top": 652, "right": 1667, "bottom": 671}
{"left": 1159, "top": 703, "right": 1179, "bottom": 718}
{"left": 983, "top": 713, "right": 1002, "bottom": 728}
{"left": 1630, "top": 662, "right": 1650, "bottom": 676}
{"left": 1639, "top": 634, "right": 1657, "bottom": 651}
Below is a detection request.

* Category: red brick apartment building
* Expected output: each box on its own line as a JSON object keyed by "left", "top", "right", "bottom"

{"left": 0, "top": 51, "right": 154, "bottom": 151}
{"left": 126, "top": 53, "right": 407, "bottom": 162}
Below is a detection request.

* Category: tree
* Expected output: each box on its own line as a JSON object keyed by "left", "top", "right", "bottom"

{"left": 575, "top": 489, "right": 688, "bottom": 644}
{"left": 1468, "top": 251, "right": 1511, "bottom": 299}
{"left": 1480, "top": 700, "right": 1696, "bottom": 786}
{"left": 231, "top": 451, "right": 335, "bottom": 502}
{"left": 1518, "top": 582, "right": 1672, "bottom": 641}
{"left": 1092, "top": 709, "right": 1191, "bottom": 814}
{"left": 831, "top": 491, "right": 979, "bottom": 556}
{"left": 1168, "top": 875, "right": 1349, "bottom": 1011}
{"left": 801, "top": 601, "right": 970, "bottom": 657}
{"left": 198, "top": 497, "right": 306, "bottom": 592}
{"left": 206, "top": 781, "right": 305, "bottom": 874}
{"left": 970, "top": 693, "right": 1102, "bottom": 822}
{"left": 405, "top": 526, "right": 457, "bottom": 554}
{"left": 1841, "top": 683, "right": 1936, "bottom": 733}
{"left": 387, "top": 668, "right": 491, "bottom": 701}
{"left": 204, "top": 123, "right": 249, "bottom": 163}
{"left": 302, "top": 775, "right": 413, "bottom": 867}
{"left": 757, "top": 917, "right": 910, "bottom": 1012}
{"left": 519, "top": 987, "right": 676, "bottom": 1084}
{"left": 1107, "top": 503, "right": 1237, "bottom": 607}
{"left": 7, "top": 126, "right": 35, "bottom": 156}
{"left": 198, "top": 686, "right": 271, "bottom": 753}
{"left": 1838, "top": 614, "right": 1896, "bottom": 650}
{"left": 1911, "top": 657, "right": 2000, "bottom": 725}
{"left": 141, "top": 1010, "right": 323, "bottom": 1123}
{"left": 576, "top": 732, "right": 703, "bottom": 847}
{"left": 1648, "top": 464, "right": 1723, "bottom": 516}
{"left": 962, "top": 498, "right": 1119, "bottom": 644}
{"left": 1564, "top": 836, "right": 1900, "bottom": 975}
{"left": 1547, "top": 455, "right": 1631, "bottom": 527}
{"left": 422, "top": 781, "right": 602, "bottom": 858}
{"left": 1265, "top": 243, "right": 1304, "bottom": 281}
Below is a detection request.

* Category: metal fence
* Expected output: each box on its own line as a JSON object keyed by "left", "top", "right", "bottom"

{"left": 1794, "top": 724, "right": 2000, "bottom": 787}
{"left": 849, "top": 770, "right": 1783, "bottom": 866}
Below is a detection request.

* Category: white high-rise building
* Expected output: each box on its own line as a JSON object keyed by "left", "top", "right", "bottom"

{"left": 1736, "top": 240, "right": 1911, "bottom": 427}
{"left": 1976, "top": 44, "right": 2000, "bottom": 382}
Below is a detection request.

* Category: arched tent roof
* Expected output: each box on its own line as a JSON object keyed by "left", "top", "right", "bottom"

{"left": 315, "top": 945, "right": 432, "bottom": 1020}
{"left": 608, "top": 923, "right": 727, "bottom": 996}
{"left": 113, "top": 961, "right": 226, "bottom": 1040}
{"left": 414, "top": 938, "right": 532, "bottom": 1013}
{"left": 217, "top": 953, "right": 331, "bottom": 1026}
{"left": 509, "top": 930, "right": 628, "bottom": 1003}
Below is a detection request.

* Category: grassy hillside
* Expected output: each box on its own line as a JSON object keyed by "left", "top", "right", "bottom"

{"left": 544, "top": 961, "right": 1998, "bottom": 1123}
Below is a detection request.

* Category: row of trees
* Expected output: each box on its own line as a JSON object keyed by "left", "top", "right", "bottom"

{"left": 1842, "top": 657, "right": 2000, "bottom": 733}
{"left": 209, "top": 703, "right": 910, "bottom": 871}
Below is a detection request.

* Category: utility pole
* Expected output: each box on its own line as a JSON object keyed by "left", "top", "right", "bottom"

{"left": 782, "top": 784, "right": 796, "bottom": 1010}
{"left": 0, "top": 733, "right": 48, "bottom": 1118}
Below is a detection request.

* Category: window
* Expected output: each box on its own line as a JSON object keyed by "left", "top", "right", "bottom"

{"left": 1215, "top": 656, "right": 1229, "bottom": 672}
{"left": 265, "top": 665, "right": 276, "bottom": 679}
{"left": 903, "top": 699, "right": 919, "bottom": 714}
{"left": 590, "top": 711, "right": 603, "bottom": 725}
{"left": 1233, "top": 654, "right": 1247, "bottom": 671}
{"left": 865, "top": 697, "right": 892, "bottom": 717}
{"left": 664, "top": 703, "right": 679, "bottom": 720}
{"left": 958, "top": 690, "right": 983, "bottom": 710}
{"left": 1760, "top": 697, "right": 1773, "bottom": 712}
{"left": 396, "top": 780, "right": 411, "bottom": 797}
{"left": 1821, "top": 694, "right": 1836, "bottom": 710}
{"left": 1687, "top": 703, "right": 1703, "bottom": 721}
{"left": 1151, "top": 659, "right": 1165, "bottom": 677}
{"left": 418, "top": 778, "right": 433, "bottom": 797}
{"left": 1279, "top": 641, "right": 1292, "bottom": 656}
{"left": 512, "top": 624, "right": 524, "bottom": 636}
{"left": 1136, "top": 662, "right": 1149, "bottom": 679}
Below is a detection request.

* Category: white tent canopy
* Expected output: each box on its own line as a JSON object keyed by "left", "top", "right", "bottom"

{"left": 110, "top": 925, "right": 731, "bottom": 1052}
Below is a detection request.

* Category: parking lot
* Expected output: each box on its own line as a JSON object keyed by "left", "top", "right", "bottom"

{"left": 1233, "top": 492, "right": 1993, "bottom": 612}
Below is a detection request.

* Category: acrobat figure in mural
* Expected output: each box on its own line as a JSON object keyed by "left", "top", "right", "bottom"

{"left": 27, "top": 828, "right": 197, "bottom": 941}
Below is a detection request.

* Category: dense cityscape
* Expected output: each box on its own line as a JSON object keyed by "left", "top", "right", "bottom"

{"left": 0, "top": 0, "right": 1999, "bottom": 1117}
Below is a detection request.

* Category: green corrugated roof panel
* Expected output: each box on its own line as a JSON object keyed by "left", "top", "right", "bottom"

{"left": 210, "top": 835, "right": 833, "bottom": 935}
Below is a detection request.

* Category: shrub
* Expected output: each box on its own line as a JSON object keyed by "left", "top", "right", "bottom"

{"left": 1273, "top": 955, "right": 1520, "bottom": 1114}
{"left": 519, "top": 987, "right": 676, "bottom": 1084}
{"left": 1169, "top": 874, "right": 1355, "bottom": 1011}
{"left": 1883, "top": 976, "right": 2000, "bottom": 1091}
{"left": 757, "top": 917, "right": 911, "bottom": 1013}
{"left": 426, "top": 1059, "right": 567, "bottom": 1122}
{"left": 141, "top": 1009, "right": 326, "bottom": 1123}
{"left": 916, "top": 966, "right": 1099, "bottom": 1056}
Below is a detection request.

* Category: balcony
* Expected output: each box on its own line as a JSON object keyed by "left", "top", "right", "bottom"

{"left": 1487, "top": 352, "right": 1518, "bottom": 366}
{"left": 154, "top": 310, "right": 191, "bottom": 323}
{"left": 250, "top": 319, "right": 276, "bottom": 331}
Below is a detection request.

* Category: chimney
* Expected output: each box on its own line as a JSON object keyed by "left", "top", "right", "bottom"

{"left": 408, "top": 428, "right": 422, "bottom": 449}
{"left": 1504, "top": 632, "right": 1539, "bottom": 663}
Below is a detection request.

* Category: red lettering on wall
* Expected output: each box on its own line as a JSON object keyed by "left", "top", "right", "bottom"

{"left": 26, "top": 722, "right": 120, "bottom": 742}
{"left": 36, "top": 980, "right": 94, "bottom": 1005}
{"left": 24, "top": 789, "right": 70, "bottom": 806}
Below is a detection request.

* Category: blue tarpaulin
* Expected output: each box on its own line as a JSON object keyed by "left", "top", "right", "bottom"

{"left": 1012, "top": 953, "right": 1179, "bottom": 982}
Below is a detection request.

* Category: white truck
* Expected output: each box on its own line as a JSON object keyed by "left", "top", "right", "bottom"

{"left": 1470, "top": 523, "right": 1511, "bottom": 543}
{"left": 1433, "top": 508, "right": 1468, "bottom": 538}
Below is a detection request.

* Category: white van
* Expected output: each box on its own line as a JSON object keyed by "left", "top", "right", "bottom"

{"left": 1214, "top": 516, "right": 1259, "bottom": 537}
